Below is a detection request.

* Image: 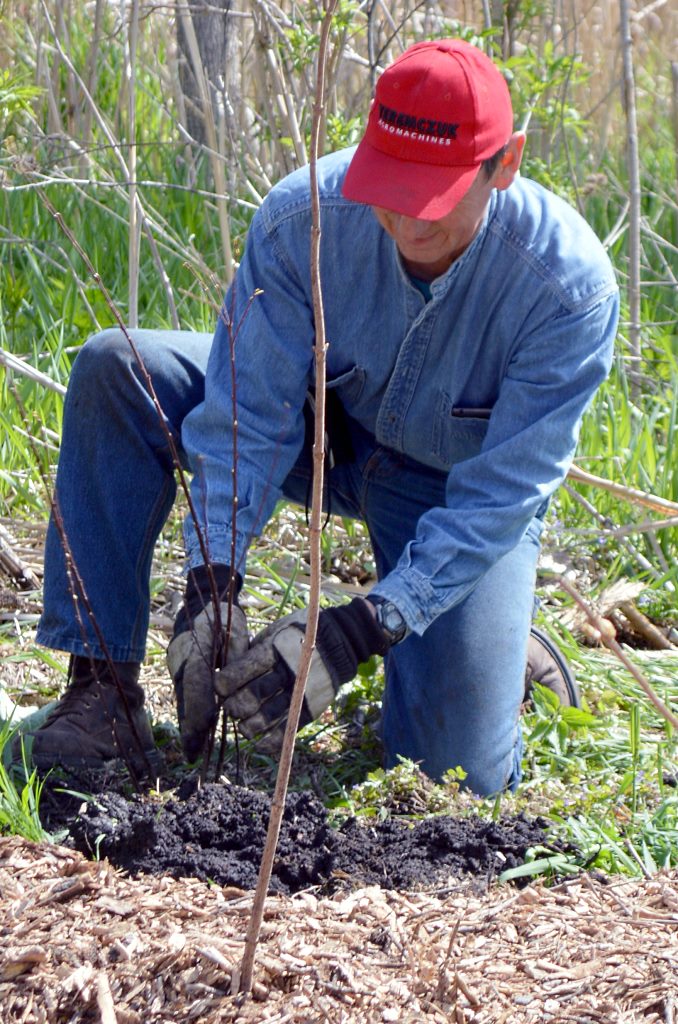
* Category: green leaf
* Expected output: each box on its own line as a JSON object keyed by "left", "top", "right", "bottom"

{"left": 499, "top": 853, "right": 579, "bottom": 883}
{"left": 560, "top": 707, "right": 599, "bottom": 729}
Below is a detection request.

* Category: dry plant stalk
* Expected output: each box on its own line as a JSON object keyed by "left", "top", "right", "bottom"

{"left": 673, "top": 61, "right": 678, "bottom": 235}
{"left": 125, "top": 0, "right": 141, "bottom": 327}
{"left": 236, "top": 0, "right": 339, "bottom": 997}
{"left": 0, "top": 351, "right": 67, "bottom": 396}
{"left": 618, "top": 0, "right": 641, "bottom": 396}
{"left": 252, "top": 0, "right": 308, "bottom": 172}
{"left": 567, "top": 464, "right": 678, "bottom": 516}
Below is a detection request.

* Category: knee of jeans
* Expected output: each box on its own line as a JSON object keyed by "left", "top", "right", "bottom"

{"left": 71, "top": 329, "right": 136, "bottom": 392}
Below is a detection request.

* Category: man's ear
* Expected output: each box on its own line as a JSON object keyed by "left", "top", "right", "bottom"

{"left": 494, "top": 132, "right": 526, "bottom": 191}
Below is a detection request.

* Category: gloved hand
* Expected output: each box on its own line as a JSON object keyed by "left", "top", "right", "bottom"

{"left": 213, "top": 597, "right": 391, "bottom": 753}
{"left": 167, "top": 563, "right": 248, "bottom": 761}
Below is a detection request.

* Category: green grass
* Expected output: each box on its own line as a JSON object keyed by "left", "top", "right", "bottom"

{"left": 0, "top": 723, "right": 52, "bottom": 843}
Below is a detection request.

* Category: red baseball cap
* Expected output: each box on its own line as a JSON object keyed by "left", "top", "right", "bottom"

{"left": 342, "top": 39, "right": 514, "bottom": 220}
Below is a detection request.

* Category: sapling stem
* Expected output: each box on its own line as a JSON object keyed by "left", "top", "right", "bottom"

{"left": 38, "top": 191, "right": 215, "bottom": 580}
{"left": 36, "top": 189, "right": 245, "bottom": 775}
{"left": 236, "top": 0, "right": 338, "bottom": 997}
{"left": 9, "top": 384, "right": 150, "bottom": 787}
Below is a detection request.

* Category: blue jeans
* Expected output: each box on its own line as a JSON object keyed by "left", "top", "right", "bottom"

{"left": 38, "top": 328, "right": 541, "bottom": 794}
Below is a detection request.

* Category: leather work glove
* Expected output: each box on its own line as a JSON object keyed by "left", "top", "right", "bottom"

{"left": 167, "top": 563, "right": 249, "bottom": 761}
{"left": 213, "top": 597, "right": 394, "bottom": 754}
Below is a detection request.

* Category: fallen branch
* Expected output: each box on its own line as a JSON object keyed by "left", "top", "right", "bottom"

{"left": 617, "top": 600, "right": 675, "bottom": 651}
{"left": 558, "top": 576, "right": 678, "bottom": 731}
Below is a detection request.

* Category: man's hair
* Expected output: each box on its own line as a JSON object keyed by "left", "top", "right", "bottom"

{"left": 482, "top": 144, "right": 509, "bottom": 179}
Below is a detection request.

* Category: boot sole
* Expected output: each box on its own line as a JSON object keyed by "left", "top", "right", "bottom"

{"left": 528, "top": 626, "right": 581, "bottom": 708}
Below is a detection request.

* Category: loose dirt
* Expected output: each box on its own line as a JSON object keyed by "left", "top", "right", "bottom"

{"left": 42, "top": 775, "right": 554, "bottom": 895}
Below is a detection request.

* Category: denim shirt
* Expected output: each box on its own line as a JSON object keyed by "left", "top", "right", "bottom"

{"left": 182, "top": 147, "right": 619, "bottom": 635}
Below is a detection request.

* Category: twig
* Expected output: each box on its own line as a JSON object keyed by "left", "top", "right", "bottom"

{"left": 213, "top": 288, "right": 263, "bottom": 781}
{"left": 672, "top": 62, "right": 678, "bottom": 239}
{"left": 9, "top": 384, "right": 150, "bottom": 787}
{"left": 251, "top": 0, "right": 307, "bottom": 172}
{"left": 557, "top": 576, "right": 678, "bottom": 731}
{"left": 623, "top": 838, "right": 652, "bottom": 879}
{"left": 96, "top": 970, "right": 118, "bottom": 1024}
{"left": 602, "top": 515, "right": 678, "bottom": 537}
{"left": 37, "top": 190, "right": 220, "bottom": 609}
{"left": 563, "top": 482, "right": 661, "bottom": 582}
{"left": 236, "top": 0, "right": 338, "bottom": 996}
{"left": 35, "top": 189, "right": 237, "bottom": 776}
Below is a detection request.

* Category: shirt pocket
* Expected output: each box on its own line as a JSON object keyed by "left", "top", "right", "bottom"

{"left": 431, "top": 390, "right": 491, "bottom": 469}
{"left": 326, "top": 365, "right": 366, "bottom": 407}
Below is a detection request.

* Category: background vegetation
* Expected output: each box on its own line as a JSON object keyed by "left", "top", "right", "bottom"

{"left": 0, "top": 0, "right": 676, "bottom": 878}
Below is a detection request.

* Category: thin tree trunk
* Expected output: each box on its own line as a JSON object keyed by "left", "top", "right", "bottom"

{"left": 177, "top": 3, "right": 234, "bottom": 284}
{"left": 79, "top": 0, "right": 105, "bottom": 174}
{"left": 176, "top": 0, "right": 238, "bottom": 148}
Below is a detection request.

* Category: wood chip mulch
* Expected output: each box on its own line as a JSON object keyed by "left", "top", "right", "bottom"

{"left": 1, "top": 837, "right": 676, "bottom": 1023}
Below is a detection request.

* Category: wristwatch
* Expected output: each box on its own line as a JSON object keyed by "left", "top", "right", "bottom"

{"left": 367, "top": 596, "right": 409, "bottom": 645}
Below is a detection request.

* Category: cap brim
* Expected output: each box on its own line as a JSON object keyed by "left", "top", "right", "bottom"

{"left": 342, "top": 139, "right": 481, "bottom": 220}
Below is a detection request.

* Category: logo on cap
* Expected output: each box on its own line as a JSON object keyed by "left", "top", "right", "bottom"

{"left": 377, "top": 103, "right": 460, "bottom": 146}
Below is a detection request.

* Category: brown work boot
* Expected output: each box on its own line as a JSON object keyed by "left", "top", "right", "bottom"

{"left": 524, "top": 626, "right": 581, "bottom": 708}
{"left": 14, "top": 656, "right": 160, "bottom": 775}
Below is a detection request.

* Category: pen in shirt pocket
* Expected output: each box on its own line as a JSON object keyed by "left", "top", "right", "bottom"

{"left": 452, "top": 407, "right": 493, "bottom": 419}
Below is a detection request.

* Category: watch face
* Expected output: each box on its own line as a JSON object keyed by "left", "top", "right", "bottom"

{"left": 379, "top": 601, "right": 407, "bottom": 642}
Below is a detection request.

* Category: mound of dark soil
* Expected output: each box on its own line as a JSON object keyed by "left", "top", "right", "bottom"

{"left": 43, "top": 779, "right": 555, "bottom": 894}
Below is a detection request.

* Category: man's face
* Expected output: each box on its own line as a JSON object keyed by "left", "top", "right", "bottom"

{"left": 371, "top": 132, "right": 525, "bottom": 282}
